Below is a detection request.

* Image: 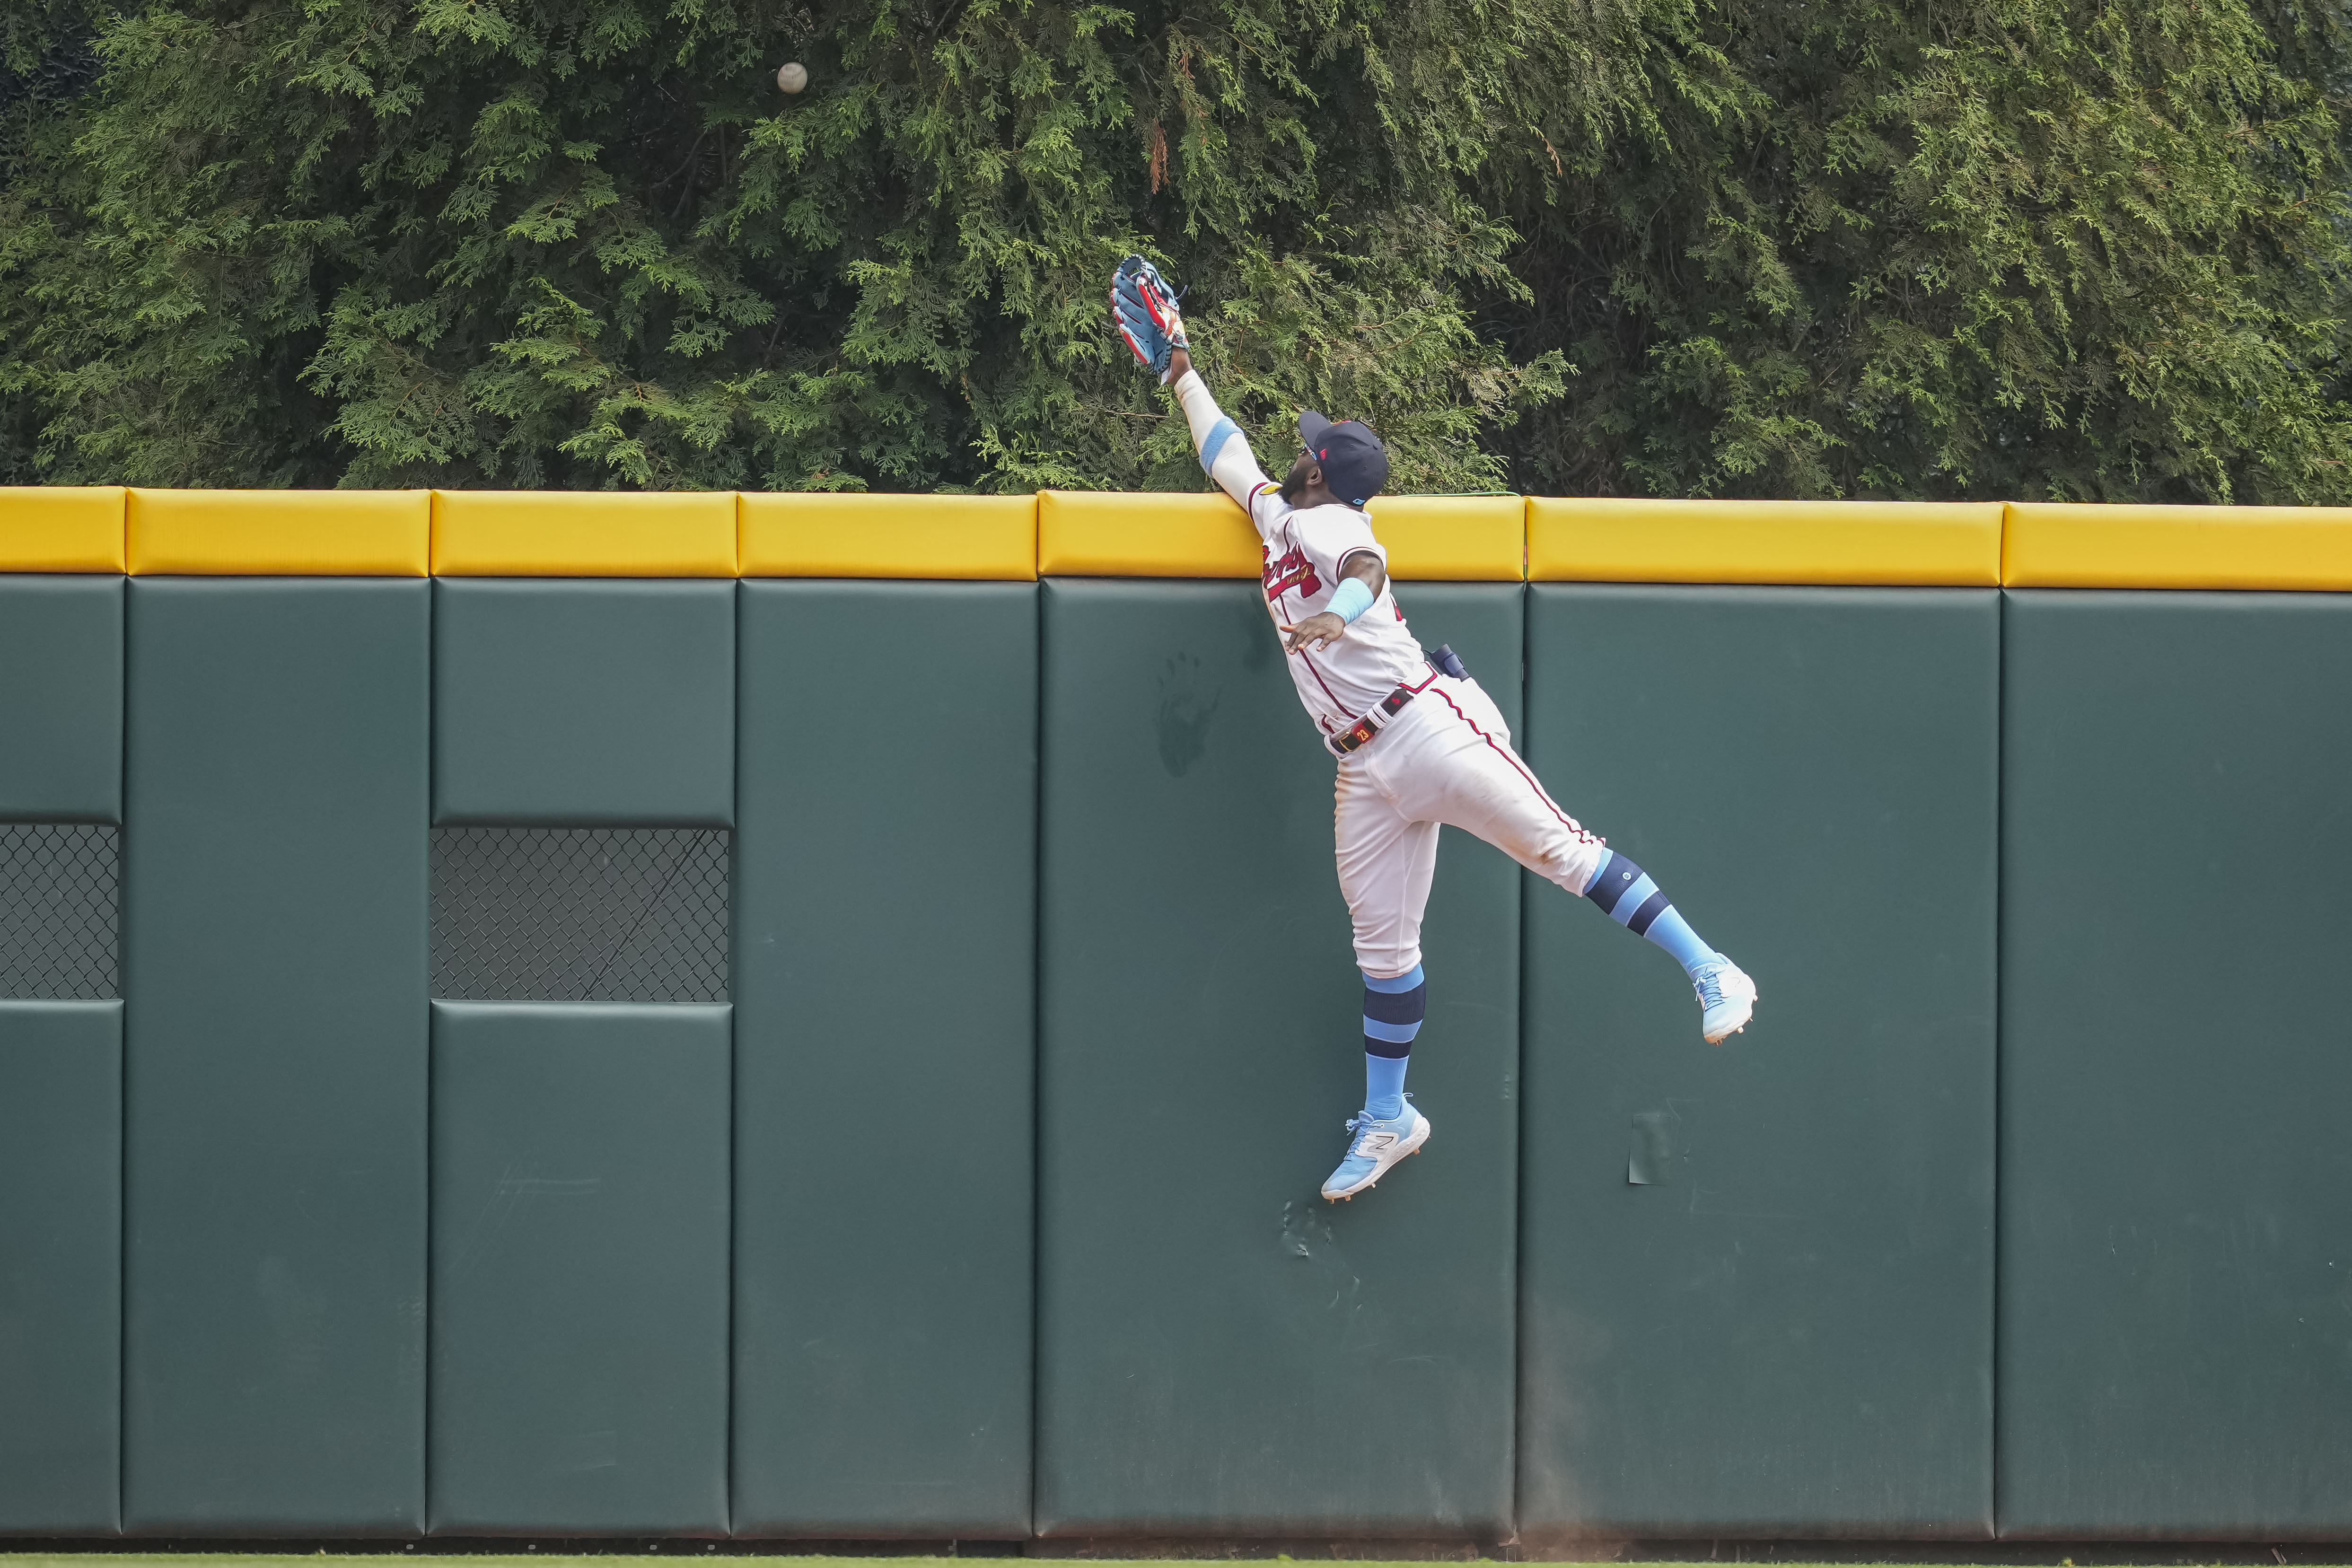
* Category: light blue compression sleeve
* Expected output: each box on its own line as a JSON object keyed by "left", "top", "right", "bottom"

{"left": 1171, "top": 369, "right": 1275, "bottom": 513}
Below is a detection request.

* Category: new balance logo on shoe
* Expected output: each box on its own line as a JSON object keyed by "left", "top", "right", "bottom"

{"left": 1322, "top": 1105, "right": 1432, "bottom": 1202}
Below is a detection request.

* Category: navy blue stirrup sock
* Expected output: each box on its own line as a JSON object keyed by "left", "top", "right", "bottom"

{"left": 1584, "top": 850, "right": 1718, "bottom": 976}
{"left": 1362, "top": 965, "right": 1426, "bottom": 1120}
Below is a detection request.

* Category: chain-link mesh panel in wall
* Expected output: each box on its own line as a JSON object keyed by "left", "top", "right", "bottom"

{"left": 0, "top": 823, "right": 120, "bottom": 999}
{"left": 431, "top": 827, "right": 729, "bottom": 1003}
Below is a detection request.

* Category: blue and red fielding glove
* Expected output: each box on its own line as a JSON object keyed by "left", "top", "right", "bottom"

{"left": 1111, "top": 254, "right": 1190, "bottom": 384}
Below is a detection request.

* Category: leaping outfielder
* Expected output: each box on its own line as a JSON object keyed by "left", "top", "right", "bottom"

{"left": 1112, "top": 255, "right": 1758, "bottom": 1203}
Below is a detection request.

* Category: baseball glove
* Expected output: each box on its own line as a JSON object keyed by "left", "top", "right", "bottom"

{"left": 1111, "top": 254, "right": 1189, "bottom": 383}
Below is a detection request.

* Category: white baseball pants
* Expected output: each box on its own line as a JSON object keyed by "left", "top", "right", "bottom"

{"left": 1334, "top": 674, "right": 1606, "bottom": 980}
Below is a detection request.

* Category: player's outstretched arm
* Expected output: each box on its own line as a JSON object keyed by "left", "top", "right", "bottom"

{"left": 1110, "top": 255, "right": 1274, "bottom": 514}
{"left": 1165, "top": 349, "right": 1277, "bottom": 515}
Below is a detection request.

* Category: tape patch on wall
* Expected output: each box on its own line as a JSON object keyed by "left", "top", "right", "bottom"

{"left": 1628, "top": 1108, "right": 1685, "bottom": 1186}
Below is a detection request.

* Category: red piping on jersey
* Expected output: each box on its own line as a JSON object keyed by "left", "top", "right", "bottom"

{"left": 1296, "top": 643, "right": 1348, "bottom": 712}
{"left": 1428, "top": 686, "right": 1599, "bottom": 843}
{"left": 1266, "top": 567, "right": 1352, "bottom": 718}
{"left": 1268, "top": 599, "right": 1347, "bottom": 716}
{"left": 1263, "top": 579, "right": 1348, "bottom": 712}
{"left": 1272, "top": 517, "right": 1386, "bottom": 721}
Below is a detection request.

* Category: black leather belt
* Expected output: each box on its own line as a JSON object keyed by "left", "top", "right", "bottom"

{"left": 1327, "top": 683, "right": 1418, "bottom": 757}
{"left": 1326, "top": 651, "right": 1465, "bottom": 758}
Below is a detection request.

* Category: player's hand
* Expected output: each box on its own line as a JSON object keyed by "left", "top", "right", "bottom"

{"left": 1281, "top": 612, "right": 1348, "bottom": 654}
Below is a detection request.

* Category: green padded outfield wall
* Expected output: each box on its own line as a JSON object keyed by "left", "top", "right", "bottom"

{"left": 427, "top": 578, "right": 737, "bottom": 1532}
{"left": 434, "top": 579, "right": 736, "bottom": 825}
{"left": 430, "top": 1002, "right": 731, "bottom": 1535}
{"left": 0, "top": 501, "right": 2338, "bottom": 1543}
{"left": 123, "top": 579, "right": 429, "bottom": 1534}
{"left": 0, "top": 572, "right": 124, "bottom": 1534}
{"left": 1999, "top": 591, "right": 2352, "bottom": 1539}
{"left": 0, "top": 1001, "right": 122, "bottom": 1534}
{"left": 1037, "top": 579, "right": 1524, "bottom": 1538}
{"left": 732, "top": 581, "right": 1037, "bottom": 1537}
{"left": 0, "top": 575, "right": 122, "bottom": 820}
{"left": 1518, "top": 586, "right": 1997, "bottom": 1539}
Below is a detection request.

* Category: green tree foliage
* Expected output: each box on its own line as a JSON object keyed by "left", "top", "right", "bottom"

{"left": 1493, "top": 0, "right": 2352, "bottom": 500}
{"left": 1, "top": 0, "right": 2347, "bottom": 498}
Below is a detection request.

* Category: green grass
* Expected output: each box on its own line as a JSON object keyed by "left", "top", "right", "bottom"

{"left": 0, "top": 1561, "right": 1657, "bottom": 1568}
{"left": 9, "top": 1558, "right": 2332, "bottom": 1568}
{"left": 0, "top": 1560, "right": 1550, "bottom": 1568}
{"left": 0, "top": 1559, "right": 1715, "bottom": 1568}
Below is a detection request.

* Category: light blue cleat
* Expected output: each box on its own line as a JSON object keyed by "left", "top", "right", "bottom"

{"left": 1692, "top": 955, "right": 1757, "bottom": 1043}
{"left": 1321, "top": 1096, "right": 1431, "bottom": 1201}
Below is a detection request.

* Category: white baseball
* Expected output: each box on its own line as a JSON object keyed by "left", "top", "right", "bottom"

{"left": 776, "top": 61, "right": 808, "bottom": 93}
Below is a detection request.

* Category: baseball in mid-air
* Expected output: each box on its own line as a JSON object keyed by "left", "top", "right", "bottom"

{"left": 776, "top": 61, "right": 808, "bottom": 92}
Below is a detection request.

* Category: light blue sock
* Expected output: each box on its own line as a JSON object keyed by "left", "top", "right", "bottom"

{"left": 1364, "top": 1053, "right": 1409, "bottom": 1121}
{"left": 1584, "top": 850, "right": 1720, "bottom": 977}
{"left": 1641, "top": 906, "right": 1717, "bottom": 974}
{"left": 1361, "top": 964, "right": 1424, "bottom": 1120}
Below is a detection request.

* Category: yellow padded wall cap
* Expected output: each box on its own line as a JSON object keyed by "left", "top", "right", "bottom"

{"left": 2003, "top": 503, "right": 2352, "bottom": 589}
{"left": 1036, "top": 489, "right": 1526, "bottom": 580}
{"left": 0, "top": 486, "right": 126, "bottom": 572}
{"left": 1528, "top": 497, "right": 2003, "bottom": 586}
{"left": 128, "top": 489, "right": 428, "bottom": 575}
{"left": 740, "top": 491, "right": 1037, "bottom": 579}
{"left": 432, "top": 490, "right": 737, "bottom": 576}
{"left": 1038, "top": 490, "right": 1260, "bottom": 578}
{"left": 1365, "top": 495, "right": 1525, "bottom": 580}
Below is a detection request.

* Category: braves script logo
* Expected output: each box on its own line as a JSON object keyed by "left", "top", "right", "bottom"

{"left": 1263, "top": 544, "right": 1321, "bottom": 603}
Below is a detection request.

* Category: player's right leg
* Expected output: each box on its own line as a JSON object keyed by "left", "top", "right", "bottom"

{"left": 1374, "top": 676, "right": 1757, "bottom": 1042}
{"left": 1322, "top": 762, "right": 1436, "bottom": 1200}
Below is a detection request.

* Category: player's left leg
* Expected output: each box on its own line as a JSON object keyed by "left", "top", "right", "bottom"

{"left": 1373, "top": 676, "right": 1757, "bottom": 1042}
{"left": 1580, "top": 848, "right": 1755, "bottom": 1039}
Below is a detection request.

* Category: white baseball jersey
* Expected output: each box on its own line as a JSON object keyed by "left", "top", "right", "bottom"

{"left": 1169, "top": 371, "right": 1428, "bottom": 739}
{"left": 1167, "top": 366, "right": 1606, "bottom": 979}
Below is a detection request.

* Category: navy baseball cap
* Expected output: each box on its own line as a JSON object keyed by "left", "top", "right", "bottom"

{"left": 1298, "top": 410, "right": 1390, "bottom": 508}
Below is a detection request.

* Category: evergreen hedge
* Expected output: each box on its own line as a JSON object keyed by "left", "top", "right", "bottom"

{"left": 3, "top": 0, "right": 2347, "bottom": 498}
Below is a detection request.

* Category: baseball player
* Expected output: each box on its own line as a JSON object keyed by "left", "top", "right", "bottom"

{"left": 1111, "top": 256, "right": 1758, "bottom": 1202}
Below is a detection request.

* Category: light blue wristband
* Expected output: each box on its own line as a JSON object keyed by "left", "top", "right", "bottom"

{"left": 1327, "top": 577, "right": 1376, "bottom": 625}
